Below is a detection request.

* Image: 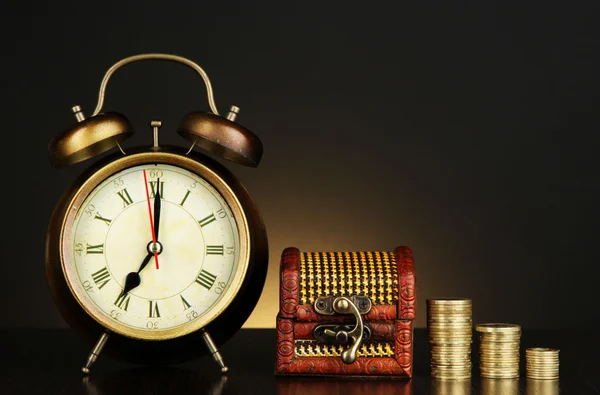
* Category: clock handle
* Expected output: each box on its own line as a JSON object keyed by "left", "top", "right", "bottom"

{"left": 91, "top": 53, "right": 220, "bottom": 117}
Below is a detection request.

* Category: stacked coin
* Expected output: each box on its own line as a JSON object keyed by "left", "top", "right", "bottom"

{"left": 476, "top": 323, "right": 521, "bottom": 379}
{"left": 427, "top": 298, "right": 473, "bottom": 379}
{"left": 525, "top": 348, "right": 559, "bottom": 380}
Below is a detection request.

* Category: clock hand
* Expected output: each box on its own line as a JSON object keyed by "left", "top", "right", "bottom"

{"left": 142, "top": 169, "right": 160, "bottom": 270}
{"left": 118, "top": 252, "right": 153, "bottom": 297}
{"left": 154, "top": 177, "right": 161, "bottom": 241}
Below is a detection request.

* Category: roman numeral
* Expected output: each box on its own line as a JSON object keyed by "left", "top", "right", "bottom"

{"left": 86, "top": 243, "right": 104, "bottom": 254}
{"left": 150, "top": 181, "right": 164, "bottom": 199}
{"left": 94, "top": 213, "right": 112, "bottom": 226}
{"left": 148, "top": 300, "right": 160, "bottom": 318}
{"left": 198, "top": 213, "right": 217, "bottom": 228}
{"left": 180, "top": 190, "right": 191, "bottom": 206}
{"left": 91, "top": 267, "right": 111, "bottom": 290}
{"left": 180, "top": 295, "right": 192, "bottom": 310}
{"left": 206, "top": 245, "right": 224, "bottom": 255}
{"left": 196, "top": 269, "right": 217, "bottom": 290}
{"left": 114, "top": 294, "right": 131, "bottom": 311}
{"left": 117, "top": 188, "right": 133, "bottom": 207}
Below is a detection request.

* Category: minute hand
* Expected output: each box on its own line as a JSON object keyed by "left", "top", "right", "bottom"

{"left": 154, "top": 178, "right": 161, "bottom": 240}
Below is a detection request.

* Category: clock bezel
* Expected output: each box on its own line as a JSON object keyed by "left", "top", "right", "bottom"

{"left": 46, "top": 145, "right": 269, "bottom": 364}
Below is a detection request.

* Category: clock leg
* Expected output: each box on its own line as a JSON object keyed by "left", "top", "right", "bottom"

{"left": 201, "top": 329, "right": 229, "bottom": 373}
{"left": 81, "top": 331, "right": 110, "bottom": 374}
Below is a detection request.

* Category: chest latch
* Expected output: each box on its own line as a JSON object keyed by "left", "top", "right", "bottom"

{"left": 312, "top": 296, "right": 372, "bottom": 364}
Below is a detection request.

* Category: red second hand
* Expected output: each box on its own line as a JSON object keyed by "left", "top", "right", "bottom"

{"left": 143, "top": 170, "right": 160, "bottom": 269}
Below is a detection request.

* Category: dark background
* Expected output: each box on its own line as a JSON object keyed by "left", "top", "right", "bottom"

{"left": 4, "top": 1, "right": 599, "bottom": 331}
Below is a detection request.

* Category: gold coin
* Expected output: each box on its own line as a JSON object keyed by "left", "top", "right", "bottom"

{"left": 429, "top": 332, "right": 473, "bottom": 338}
{"left": 526, "top": 354, "right": 559, "bottom": 360}
{"left": 479, "top": 346, "right": 520, "bottom": 352}
{"left": 432, "top": 361, "right": 472, "bottom": 366}
{"left": 431, "top": 350, "right": 471, "bottom": 357}
{"left": 526, "top": 361, "right": 559, "bottom": 365}
{"left": 431, "top": 344, "right": 472, "bottom": 349}
{"left": 479, "top": 335, "right": 521, "bottom": 342}
{"left": 428, "top": 308, "right": 472, "bottom": 312}
{"left": 432, "top": 375, "right": 472, "bottom": 380}
{"left": 479, "top": 364, "right": 519, "bottom": 370}
{"left": 428, "top": 318, "right": 473, "bottom": 324}
{"left": 479, "top": 343, "right": 521, "bottom": 353}
{"left": 479, "top": 336, "right": 521, "bottom": 342}
{"left": 429, "top": 328, "right": 473, "bottom": 333}
{"left": 479, "top": 332, "right": 520, "bottom": 337}
{"left": 479, "top": 357, "right": 520, "bottom": 363}
{"left": 479, "top": 347, "right": 520, "bottom": 353}
{"left": 526, "top": 367, "right": 559, "bottom": 372}
{"left": 475, "top": 323, "right": 521, "bottom": 333}
{"left": 526, "top": 375, "right": 559, "bottom": 380}
{"left": 427, "top": 298, "right": 472, "bottom": 305}
{"left": 431, "top": 355, "right": 472, "bottom": 361}
{"left": 429, "top": 332, "right": 472, "bottom": 337}
{"left": 429, "top": 351, "right": 471, "bottom": 358}
{"left": 479, "top": 342, "right": 521, "bottom": 351}
{"left": 480, "top": 368, "right": 520, "bottom": 373}
{"left": 480, "top": 353, "right": 520, "bottom": 358}
{"left": 481, "top": 373, "right": 519, "bottom": 379}
{"left": 429, "top": 328, "right": 472, "bottom": 333}
{"left": 480, "top": 371, "right": 520, "bottom": 377}
{"left": 432, "top": 368, "right": 472, "bottom": 375}
{"left": 479, "top": 368, "right": 520, "bottom": 375}
{"left": 526, "top": 347, "right": 559, "bottom": 353}
{"left": 526, "top": 374, "right": 560, "bottom": 378}
{"left": 526, "top": 359, "right": 559, "bottom": 363}
{"left": 429, "top": 322, "right": 473, "bottom": 327}
{"left": 431, "top": 359, "right": 472, "bottom": 364}
{"left": 427, "top": 307, "right": 473, "bottom": 311}
{"left": 431, "top": 338, "right": 473, "bottom": 344}
{"left": 427, "top": 309, "right": 473, "bottom": 315}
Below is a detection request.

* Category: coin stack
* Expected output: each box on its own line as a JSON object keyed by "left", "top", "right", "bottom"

{"left": 476, "top": 323, "right": 521, "bottom": 379}
{"left": 427, "top": 298, "right": 473, "bottom": 379}
{"left": 526, "top": 348, "right": 559, "bottom": 380}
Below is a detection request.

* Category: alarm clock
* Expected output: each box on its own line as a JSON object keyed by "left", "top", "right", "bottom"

{"left": 45, "top": 53, "right": 269, "bottom": 374}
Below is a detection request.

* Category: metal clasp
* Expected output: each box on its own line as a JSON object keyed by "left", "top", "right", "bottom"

{"left": 313, "top": 296, "right": 372, "bottom": 364}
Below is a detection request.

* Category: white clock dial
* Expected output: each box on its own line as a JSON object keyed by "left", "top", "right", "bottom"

{"left": 65, "top": 163, "right": 241, "bottom": 336}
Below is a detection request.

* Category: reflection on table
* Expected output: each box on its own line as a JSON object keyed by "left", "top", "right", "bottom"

{"left": 526, "top": 379, "right": 560, "bottom": 395}
{"left": 79, "top": 367, "right": 228, "bottom": 395}
{"left": 431, "top": 378, "right": 471, "bottom": 395}
{"left": 275, "top": 378, "right": 413, "bottom": 395}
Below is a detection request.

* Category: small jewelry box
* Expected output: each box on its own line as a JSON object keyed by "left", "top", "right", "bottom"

{"left": 275, "top": 246, "right": 416, "bottom": 378}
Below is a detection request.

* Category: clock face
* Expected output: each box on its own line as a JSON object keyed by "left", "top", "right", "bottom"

{"left": 61, "top": 160, "right": 250, "bottom": 340}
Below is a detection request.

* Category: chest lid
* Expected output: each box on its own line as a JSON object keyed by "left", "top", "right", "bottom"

{"left": 279, "top": 247, "right": 416, "bottom": 323}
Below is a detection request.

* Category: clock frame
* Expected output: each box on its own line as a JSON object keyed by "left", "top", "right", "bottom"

{"left": 46, "top": 145, "right": 269, "bottom": 365}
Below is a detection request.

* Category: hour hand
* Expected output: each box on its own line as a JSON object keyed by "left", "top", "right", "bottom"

{"left": 119, "top": 273, "right": 140, "bottom": 298}
{"left": 119, "top": 253, "right": 153, "bottom": 297}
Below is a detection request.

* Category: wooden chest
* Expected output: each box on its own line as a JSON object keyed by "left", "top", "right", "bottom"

{"left": 275, "top": 246, "right": 416, "bottom": 378}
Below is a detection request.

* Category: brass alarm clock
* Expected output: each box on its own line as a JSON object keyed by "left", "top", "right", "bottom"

{"left": 45, "top": 54, "right": 268, "bottom": 374}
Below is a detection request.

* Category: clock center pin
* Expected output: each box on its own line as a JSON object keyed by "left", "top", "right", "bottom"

{"left": 147, "top": 241, "right": 164, "bottom": 255}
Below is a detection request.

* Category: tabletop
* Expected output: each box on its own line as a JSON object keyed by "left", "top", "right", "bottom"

{"left": 1, "top": 328, "right": 598, "bottom": 394}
